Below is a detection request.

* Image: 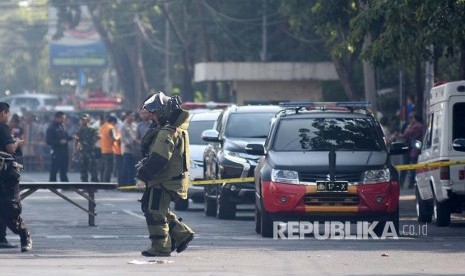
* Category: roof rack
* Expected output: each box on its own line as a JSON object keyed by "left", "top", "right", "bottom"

{"left": 278, "top": 101, "right": 372, "bottom": 114}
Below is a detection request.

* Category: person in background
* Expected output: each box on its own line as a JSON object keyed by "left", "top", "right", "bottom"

{"left": 0, "top": 102, "right": 32, "bottom": 252}
{"left": 119, "top": 111, "right": 139, "bottom": 187}
{"left": 46, "top": 111, "right": 74, "bottom": 182}
{"left": 398, "top": 112, "right": 424, "bottom": 189}
{"left": 99, "top": 115, "right": 118, "bottom": 182}
{"left": 73, "top": 114, "right": 100, "bottom": 182}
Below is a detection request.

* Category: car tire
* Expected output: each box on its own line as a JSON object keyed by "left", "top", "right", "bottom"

{"left": 217, "top": 194, "right": 236, "bottom": 220}
{"left": 415, "top": 185, "right": 432, "bottom": 223}
{"left": 174, "top": 198, "right": 189, "bottom": 211}
{"left": 433, "top": 194, "right": 451, "bottom": 227}
{"left": 374, "top": 208, "right": 399, "bottom": 237}
{"left": 255, "top": 208, "right": 262, "bottom": 234}
{"left": 204, "top": 193, "right": 217, "bottom": 217}
{"left": 260, "top": 202, "right": 274, "bottom": 238}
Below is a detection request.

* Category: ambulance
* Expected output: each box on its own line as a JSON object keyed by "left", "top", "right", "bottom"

{"left": 415, "top": 80, "right": 465, "bottom": 226}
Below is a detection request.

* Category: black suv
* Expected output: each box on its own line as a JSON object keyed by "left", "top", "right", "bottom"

{"left": 246, "top": 102, "right": 407, "bottom": 237}
{"left": 201, "top": 105, "right": 282, "bottom": 219}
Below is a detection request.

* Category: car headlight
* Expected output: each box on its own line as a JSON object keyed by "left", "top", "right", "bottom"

{"left": 362, "top": 169, "right": 390, "bottom": 184}
{"left": 271, "top": 169, "right": 299, "bottom": 185}
{"left": 223, "top": 150, "right": 248, "bottom": 164}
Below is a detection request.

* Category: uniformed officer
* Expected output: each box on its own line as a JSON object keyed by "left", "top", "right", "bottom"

{"left": 73, "top": 113, "right": 100, "bottom": 182}
{"left": 46, "top": 111, "right": 74, "bottom": 182}
{"left": 136, "top": 92, "right": 194, "bottom": 257}
{"left": 0, "top": 102, "right": 32, "bottom": 252}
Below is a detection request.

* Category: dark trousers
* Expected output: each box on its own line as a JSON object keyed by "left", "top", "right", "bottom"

{"left": 102, "top": 153, "right": 114, "bottom": 182}
{"left": 0, "top": 222, "right": 6, "bottom": 240}
{"left": 120, "top": 153, "right": 136, "bottom": 186}
{"left": 49, "top": 151, "right": 69, "bottom": 182}
{"left": 79, "top": 154, "right": 99, "bottom": 182}
{"left": 0, "top": 177, "right": 29, "bottom": 241}
{"left": 400, "top": 154, "right": 418, "bottom": 188}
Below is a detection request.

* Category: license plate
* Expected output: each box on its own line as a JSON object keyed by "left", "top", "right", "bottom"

{"left": 316, "top": 181, "right": 348, "bottom": 192}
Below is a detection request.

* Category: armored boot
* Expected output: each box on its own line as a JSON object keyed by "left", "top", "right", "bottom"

{"left": 20, "top": 231, "right": 32, "bottom": 253}
{"left": 167, "top": 214, "right": 194, "bottom": 253}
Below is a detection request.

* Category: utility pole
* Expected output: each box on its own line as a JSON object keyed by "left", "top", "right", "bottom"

{"left": 260, "top": 0, "right": 267, "bottom": 62}
{"left": 424, "top": 45, "right": 434, "bottom": 118}
{"left": 165, "top": 17, "right": 172, "bottom": 93}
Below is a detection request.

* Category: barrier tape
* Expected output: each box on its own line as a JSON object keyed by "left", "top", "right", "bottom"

{"left": 117, "top": 161, "right": 465, "bottom": 191}
{"left": 395, "top": 160, "right": 465, "bottom": 171}
{"left": 117, "top": 177, "right": 255, "bottom": 191}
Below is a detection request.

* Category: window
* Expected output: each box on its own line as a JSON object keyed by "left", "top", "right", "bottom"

{"left": 189, "top": 120, "right": 216, "bottom": 145}
{"left": 225, "top": 113, "right": 275, "bottom": 138}
{"left": 423, "top": 113, "right": 434, "bottom": 149}
{"left": 273, "top": 117, "right": 384, "bottom": 151}
{"left": 453, "top": 103, "right": 465, "bottom": 140}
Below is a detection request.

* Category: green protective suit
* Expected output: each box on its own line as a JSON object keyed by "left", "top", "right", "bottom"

{"left": 138, "top": 109, "right": 194, "bottom": 255}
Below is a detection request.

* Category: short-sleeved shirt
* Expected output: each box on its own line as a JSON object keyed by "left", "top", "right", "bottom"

{"left": 0, "top": 123, "right": 14, "bottom": 153}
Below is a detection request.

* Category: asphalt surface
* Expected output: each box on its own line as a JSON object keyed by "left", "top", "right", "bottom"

{"left": 0, "top": 172, "right": 464, "bottom": 275}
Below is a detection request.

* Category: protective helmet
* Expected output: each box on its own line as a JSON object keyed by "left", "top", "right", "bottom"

{"left": 142, "top": 91, "right": 170, "bottom": 113}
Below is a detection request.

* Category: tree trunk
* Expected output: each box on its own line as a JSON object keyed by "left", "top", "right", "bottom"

{"left": 460, "top": 40, "right": 465, "bottom": 80}
{"left": 414, "top": 57, "right": 424, "bottom": 119}
{"left": 362, "top": 35, "right": 377, "bottom": 116}
{"left": 333, "top": 58, "right": 356, "bottom": 101}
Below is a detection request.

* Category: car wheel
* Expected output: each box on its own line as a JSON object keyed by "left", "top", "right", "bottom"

{"left": 433, "top": 194, "right": 451, "bottom": 227}
{"left": 260, "top": 202, "right": 274, "bottom": 238}
{"left": 217, "top": 193, "right": 236, "bottom": 220}
{"left": 374, "top": 208, "right": 399, "bottom": 237}
{"left": 255, "top": 208, "right": 262, "bottom": 234}
{"left": 174, "top": 198, "right": 189, "bottom": 211}
{"left": 204, "top": 192, "right": 217, "bottom": 217}
{"left": 415, "top": 185, "right": 432, "bottom": 223}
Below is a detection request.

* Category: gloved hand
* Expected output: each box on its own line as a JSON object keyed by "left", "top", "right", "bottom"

{"left": 135, "top": 178, "right": 146, "bottom": 190}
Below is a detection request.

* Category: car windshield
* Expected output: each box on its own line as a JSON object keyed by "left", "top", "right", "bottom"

{"left": 189, "top": 120, "right": 216, "bottom": 145}
{"left": 273, "top": 117, "right": 384, "bottom": 151}
{"left": 225, "top": 112, "right": 276, "bottom": 138}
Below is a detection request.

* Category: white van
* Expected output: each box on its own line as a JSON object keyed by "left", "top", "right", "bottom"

{"left": 415, "top": 80, "right": 465, "bottom": 226}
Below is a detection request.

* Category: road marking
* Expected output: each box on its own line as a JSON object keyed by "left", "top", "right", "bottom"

{"left": 46, "top": 235, "right": 73, "bottom": 239}
{"left": 123, "top": 210, "right": 145, "bottom": 220}
{"left": 92, "top": 235, "right": 119, "bottom": 239}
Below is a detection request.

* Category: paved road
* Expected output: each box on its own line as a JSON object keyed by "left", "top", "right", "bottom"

{"left": 0, "top": 172, "right": 464, "bottom": 275}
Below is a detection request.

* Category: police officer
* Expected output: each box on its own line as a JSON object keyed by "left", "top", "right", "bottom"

{"left": 0, "top": 102, "right": 32, "bottom": 252}
{"left": 73, "top": 113, "right": 100, "bottom": 182}
{"left": 136, "top": 92, "right": 194, "bottom": 257}
{"left": 46, "top": 111, "right": 73, "bottom": 182}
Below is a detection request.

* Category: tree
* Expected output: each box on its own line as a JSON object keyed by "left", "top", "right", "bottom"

{"left": 280, "top": 0, "right": 364, "bottom": 101}
{"left": 350, "top": 0, "right": 465, "bottom": 117}
{"left": 0, "top": 2, "right": 48, "bottom": 95}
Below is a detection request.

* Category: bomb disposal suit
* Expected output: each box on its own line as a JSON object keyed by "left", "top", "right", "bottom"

{"left": 136, "top": 92, "right": 194, "bottom": 257}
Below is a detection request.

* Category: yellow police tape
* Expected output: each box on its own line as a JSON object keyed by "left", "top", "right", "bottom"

{"left": 395, "top": 160, "right": 465, "bottom": 171}
{"left": 117, "top": 177, "right": 255, "bottom": 191}
{"left": 117, "top": 161, "right": 465, "bottom": 190}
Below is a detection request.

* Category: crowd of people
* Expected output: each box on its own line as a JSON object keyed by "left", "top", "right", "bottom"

{"left": 5, "top": 108, "right": 154, "bottom": 187}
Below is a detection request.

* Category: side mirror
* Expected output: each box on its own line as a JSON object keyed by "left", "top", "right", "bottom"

{"left": 452, "top": 138, "right": 465, "bottom": 152}
{"left": 245, "top": 143, "right": 265, "bottom": 156}
{"left": 201, "top": 129, "right": 220, "bottom": 143}
{"left": 389, "top": 141, "right": 409, "bottom": 155}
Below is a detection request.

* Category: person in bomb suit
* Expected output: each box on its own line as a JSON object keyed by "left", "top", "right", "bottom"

{"left": 136, "top": 92, "right": 194, "bottom": 257}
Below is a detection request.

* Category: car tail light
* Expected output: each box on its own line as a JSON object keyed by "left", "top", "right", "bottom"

{"left": 440, "top": 166, "right": 450, "bottom": 180}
